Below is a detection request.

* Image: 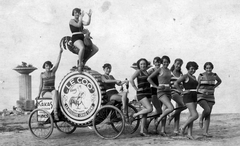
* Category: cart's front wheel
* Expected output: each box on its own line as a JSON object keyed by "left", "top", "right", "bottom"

{"left": 55, "top": 121, "right": 77, "bottom": 134}
{"left": 93, "top": 105, "right": 125, "bottom": 139}
{"left": 28, "top": 109, "right": 54, "bottom": 139}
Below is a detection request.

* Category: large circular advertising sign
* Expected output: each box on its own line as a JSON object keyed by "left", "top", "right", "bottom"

{"left": 58, "top": 71, "right": 102, "bottom": 126}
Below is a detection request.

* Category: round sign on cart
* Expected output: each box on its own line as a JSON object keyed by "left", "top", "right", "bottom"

{"left": 58, "top": 71, "right": 102, "bottom": 126}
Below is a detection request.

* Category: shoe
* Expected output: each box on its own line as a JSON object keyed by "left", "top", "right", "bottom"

{"left": 140, "top": 132, "right": 150, "bottom": 137}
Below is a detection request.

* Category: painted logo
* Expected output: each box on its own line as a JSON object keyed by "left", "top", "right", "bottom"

{"left": 60, "top": 73, "right": 101, "bottom": 123}
{"left": 37, "top": 99, "right": 53, "bottom": 122}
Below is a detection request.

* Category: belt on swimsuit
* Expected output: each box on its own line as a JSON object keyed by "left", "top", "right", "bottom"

{"left": 158, "top": 84, "right": 170, "bottom": 87}
{"left": 185, "top": 89, "right": 197, "bottom": 92}
{"left": 106, "top": 88, "right": 117, "bottom": 92}
{"left": 72, "top": 32, "right": 83, "bottom": 35}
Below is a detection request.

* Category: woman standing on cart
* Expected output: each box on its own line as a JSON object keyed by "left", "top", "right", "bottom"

{"left": 129, "top": 58, "right": 153, "bottom": 136}
{"left": 36, "top": 47, "right": 63, "bottom": 121}
{"left": 69, "top": 8, "right": 98, "bottom": 73}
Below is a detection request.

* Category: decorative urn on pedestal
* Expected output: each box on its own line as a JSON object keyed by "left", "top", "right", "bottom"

{"left": 13, "top": 62, "right": 37, "bottom": 111}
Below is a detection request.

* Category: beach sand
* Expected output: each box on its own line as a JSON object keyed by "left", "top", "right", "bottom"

{"left": 0, "top": 113, "right": 240, "bottom": 146}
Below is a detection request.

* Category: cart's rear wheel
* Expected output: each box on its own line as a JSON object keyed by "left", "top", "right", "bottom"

{"left": 124, "top": 104, "right": 140, "bottom": 134}
{"left": 28, "top": 109, "right": 54, "bottom": 139}
{"left": 93, "top": 105, "right": 125, "bottom": 139}
{"left": 55, "top": 121, "right": 77, "bottom": 134}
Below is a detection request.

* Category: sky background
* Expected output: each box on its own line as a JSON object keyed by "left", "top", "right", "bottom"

{"left": 0, "top": 0, "right": 240, "bottom": 113}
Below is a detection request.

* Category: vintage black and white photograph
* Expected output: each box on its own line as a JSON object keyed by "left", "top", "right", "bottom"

{"left": 0, "top": 0, "right": 239, "bottom": 145}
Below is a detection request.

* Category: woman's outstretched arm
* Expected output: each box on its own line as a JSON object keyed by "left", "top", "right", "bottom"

{"left": 52, "top": 47, "right": 63, "bottom": 73}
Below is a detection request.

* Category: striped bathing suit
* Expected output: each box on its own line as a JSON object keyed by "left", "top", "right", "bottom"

{"left": 197, "top": 73, "right": 217, "bottom": 103}
{"left": 41, "top": 72, "right": 55, "bottom": 97}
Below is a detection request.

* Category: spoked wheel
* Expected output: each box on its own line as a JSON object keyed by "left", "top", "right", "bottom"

{"left": 55, "top": 121, "right": 77, "bottom": 134}
{"left": 124, "top": 104, "right": 140, "bottom": 134}
{"left": 93, "top": 105, "right": 125, "bottom": 139}
{"left": 28, "top": 109, "right": 54, "bottom": 139}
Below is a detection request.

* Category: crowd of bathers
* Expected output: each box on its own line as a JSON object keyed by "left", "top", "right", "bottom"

{"left": 101, "top": 56, "right": 222, "bottom": 139}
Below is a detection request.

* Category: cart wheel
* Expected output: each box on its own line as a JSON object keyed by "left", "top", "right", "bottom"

{"left": 93, "top": 105, "right": 125, "bottom": 139}
{"left": 28, "top": 109, "right": 54, "bottom": 139}
{"left": 55, "top": 121, "right": 77, "bottom": 134}
{"left": 124, "top": 104, "right": 140, "bottom": 134}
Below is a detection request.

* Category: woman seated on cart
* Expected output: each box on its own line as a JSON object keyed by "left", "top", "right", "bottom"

{"left": 101, "top": 63, "right": 129, "bottom": 121}
{"left": 36, "top": 47, "right": 63, "bottom": 121}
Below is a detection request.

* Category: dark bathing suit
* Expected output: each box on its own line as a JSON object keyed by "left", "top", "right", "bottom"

{"left": 102, "top": 74, "right": 119, "bottom": 101}
{"left": 69, "top": 20, "right": 84, "bottom": 44}
{"left": 136, "top": 71, "right": 151, "bottom": 101}
{"left": 182, "top": 74, "right": 198, "bottom": 103}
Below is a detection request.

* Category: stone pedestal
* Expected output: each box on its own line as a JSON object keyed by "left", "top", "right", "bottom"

{"left": 13, "top": 66, "right": 37, "bottom": 111}
{"left": 19, "top": 74, "right": 32, "bottom": 101}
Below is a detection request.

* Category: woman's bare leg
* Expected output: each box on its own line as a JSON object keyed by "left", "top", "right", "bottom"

{"left": 74, "top": 40, "right": 85, "bottom": 73}
{"left": 52, "top": 90, "right": 59, "bottom": 120}
{"left": 180, "top": 102, "right": 198, "bottom": 135}
{"left": 198, "top": 100, "right": 214, "bottom": 136}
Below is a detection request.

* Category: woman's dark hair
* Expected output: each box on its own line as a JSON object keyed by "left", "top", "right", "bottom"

{"left": 170, "top": 58, "right": 183, "bottom": 74}
{"left": 186, "top": 61, "right": 198, "bottom": 70}
{"left": 204, "top": 62, "right": 214, "bottom": 70}
{"left": 102, "top": 63, "right": 111, "bottom": 69}
{"left": 42, "top": 61, "right": 53, "bottom": 69}
{"left": 72, "top": 8, "right": 81, "bottom": 16}
{"left": 153, "top": 56, "right": 162, "bottom": 64}
{"left": 161, "top": 55, "right": 171, "bottom": 63}
{"left": 136, "top": 58, "right": 149, "bottom": 69}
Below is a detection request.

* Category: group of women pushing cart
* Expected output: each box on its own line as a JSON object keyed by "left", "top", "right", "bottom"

{"left": 33, "top": 7, "right": 222, "bottom": 140}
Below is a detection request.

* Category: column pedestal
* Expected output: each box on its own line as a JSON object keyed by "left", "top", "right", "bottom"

{"left": 14, "top": 65, "right": 37, "bottom": 111}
